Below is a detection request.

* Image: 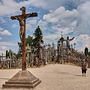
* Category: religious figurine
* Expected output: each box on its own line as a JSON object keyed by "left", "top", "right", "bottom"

{"left": 66, "top": 36, "right": 74, "bottom": 49}
{"left": 11, "top": 7, "right": 37, "bottom": 70}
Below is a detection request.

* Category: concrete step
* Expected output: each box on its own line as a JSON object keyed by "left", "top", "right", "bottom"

{"left": 5, "top": 78, "right": 39, "bottom": 84}
{"left": 3, "top": 80, "right": 41, "bottom": 88}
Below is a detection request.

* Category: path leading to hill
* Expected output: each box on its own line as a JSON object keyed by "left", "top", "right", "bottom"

{"left": 0, "top": 64, "right": 90, "bottom": 90}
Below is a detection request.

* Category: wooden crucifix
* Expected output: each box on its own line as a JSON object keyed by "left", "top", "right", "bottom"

{"left": 11, "top": 7, "right": 37, "bottom": 70}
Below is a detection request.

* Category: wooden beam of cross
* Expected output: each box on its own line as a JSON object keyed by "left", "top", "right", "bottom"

{"left": 11, "top": 7, "right": 38, "bottom": 70}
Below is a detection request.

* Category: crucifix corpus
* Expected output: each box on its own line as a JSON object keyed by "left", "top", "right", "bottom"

{"left": 11, "top": 7, "right": 37, "bottom": 70}
{"left": 2, "top": 7, "right": 41, "bottom": 88}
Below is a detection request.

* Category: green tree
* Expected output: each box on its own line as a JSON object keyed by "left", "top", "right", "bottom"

{"left": 84, "top": 47, "right": 88, "bottom": 57}
{"left": 33, "top": 26, "right": 43, "bottom": 57}
{"left": 6, "top": 50, "right": 9, "bottom": 59}
{"left": 33, "top": 26, "right": 44, "bottom": 66}
{"left": 88, "top": 52, "right": 90, "bottom": 56}
{"left": 33, "top": 26, "right": 43, "bottom": 48}
{"left": 26, "top": 35, "right": 33, "bottom": 46}
{"left": 17, "top": 42, "right": 22, "bottom": 59}
{"left": 17, "top": 36, "right": 33, "bottom": 59}
{"left": 9, "top": 50, "right": 13, "bottom": 58}
{"left": 6, "top": 50, "right": 16, "bottom": 59}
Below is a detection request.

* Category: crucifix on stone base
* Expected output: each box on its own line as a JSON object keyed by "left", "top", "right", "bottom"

{"left": 11, "top": 7, "right": 37, "bottom": 70}
{"left": 2, "top": 7, "right": 41, "bottom": 88}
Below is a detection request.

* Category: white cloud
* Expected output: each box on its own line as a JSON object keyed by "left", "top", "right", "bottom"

{"left": 0, "top": 0, "right": 18, "bottom": 16}
{"left": 43, "top": 27, "right": 73, "bottom": 43}
{"left": 0, "top": 41, "right": 18, "bottom": 55}
{"left": 43, "top": 6, "right": 79, "bottom": 38}
{"left": 38, "top": 20, "right": 48, "bottom": 31}
{"left": 43, "top": 6, "right": 79, "bottom": 24}
{"left": 12, "top": 24, "right": 17, "bottom": 28}
{"left": 0, "top": 0, "right": 89, "bottom": 17}
{"left": 0, "top": 30, "right": 12, "bottom": 36}
{"left": 26, "top": 19, "right": 48, "bottom": 34}
{"left": 78, "top": 34, "right": 90, "bottom": 50}
{"left": 0, "top": 46, "right": 7, "bottom": 55}
{"left": 0, "top": 0, "right": 90, "bottom": 52}
{"left": 26, "top": 18, "right": 37, "bottom": 30}
{"left": 44, "top": 34, "right": 59, "bottom": 42}
{"left": 75, "top": 1, "right": 90, "bottom": 35}
{"left": 70, "top": 34, "right": 90, "bottom": 52}
{"left": 0, "top": 27, "right": 12, "bottom": 36}
{"left": 29, "top": 0, "right": 89, "bottom": 10}
{"left": 30, "top": 0, "right": 47, "bottom": 9}
{"left": 0, "top": 17, "right": 5, "bottom": 23}
{"left": 42, "top": 2, "right": 90, "bottom": 51}
{"left": 0, "top": 37, "right": 2, "bottom": 40}
{"left": 43, "top": 7, "right": 65, "bottom": 23}
{"left": 0, "top": 0, "right": 30, "bottom": 16}
{"left": 0, "top": 0, "right": 48, "bottom": 17}
{"left": 0, "top": 41, "right": 17, "bottom": 46}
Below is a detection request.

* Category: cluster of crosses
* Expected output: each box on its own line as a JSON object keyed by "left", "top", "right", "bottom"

{"left": 23, "top": 34, "right": 75, "bottom": 66}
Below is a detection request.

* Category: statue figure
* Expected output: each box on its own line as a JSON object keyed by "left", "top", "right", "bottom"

{"left": 19, "top": 18, "right": 25, "bottom": 40}
{"left": 66, "top": 36, "right": 74, "bottom": 49}
{"left": 11, "top": 7, "right": 37, "bottom": 70}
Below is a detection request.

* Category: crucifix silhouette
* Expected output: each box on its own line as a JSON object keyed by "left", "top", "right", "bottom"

{"left": 11, "top": 7, "right": 37, "bottom": 70}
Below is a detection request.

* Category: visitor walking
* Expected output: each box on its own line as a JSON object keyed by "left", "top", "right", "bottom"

{"left": 81, "top": 59, "right": 88, "bottom": 77}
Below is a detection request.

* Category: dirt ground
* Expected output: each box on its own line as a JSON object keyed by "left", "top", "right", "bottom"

{"left": 0, "top": 64, "right": 90, "bottom": 90}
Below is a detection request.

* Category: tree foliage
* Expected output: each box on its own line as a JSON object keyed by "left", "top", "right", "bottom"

{"left": 84, "top": 47, "right": 88, "bottom": 57}
{"left": 88, "top": 52, "right": 90, "bottom": 56}
{"left": 6, "top": 50, "right": 9, "bottom": 59}
{"left": 6, "top": 50, "right": 15, "bottom": 59}
{"left": 33, "top": 26, "right": 43, "bottom": 48}
{"left": 26, "top": 35, "right": 33, "bottom": 46}
{"left": 17, "top": 26, "right": 44, "bottom": 58}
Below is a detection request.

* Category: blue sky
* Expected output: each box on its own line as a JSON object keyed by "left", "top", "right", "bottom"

{"left": 0, "top": 0, "right": 90, "bottom": 54}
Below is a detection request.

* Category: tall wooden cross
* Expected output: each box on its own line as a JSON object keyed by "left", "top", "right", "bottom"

{"left": 11, "top": 7, "right": 37, "bottom": 70}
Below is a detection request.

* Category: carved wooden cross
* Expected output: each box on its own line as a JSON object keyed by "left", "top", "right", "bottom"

{"left": 11, "top": 7, "right": 37, "bottom": 70}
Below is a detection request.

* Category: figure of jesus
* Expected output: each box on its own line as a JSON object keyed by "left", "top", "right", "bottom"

{"left": 11, "top": 7, "right": 37, "bottom": 70}
{"left": 66, "top": 36, "right": 74, "bottom": 49}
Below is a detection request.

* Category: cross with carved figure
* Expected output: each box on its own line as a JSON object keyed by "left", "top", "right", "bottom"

{"left": 11, "top": 7, "right": 37, "bottom": 70}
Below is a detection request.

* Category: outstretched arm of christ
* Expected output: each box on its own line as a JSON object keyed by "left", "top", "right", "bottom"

{"left": 25, "top": 12, "right": 38, "bottom": 18}
{"left": 11, "top": 16, "right": 19, "bottom": 20}
{"left": 69, "top": 37, "right": 75, "bottom": 41}
{"left": 11, "top": 16, "right": 25, "bottom": 41}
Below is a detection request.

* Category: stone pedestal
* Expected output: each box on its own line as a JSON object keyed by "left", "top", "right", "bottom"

{"left": 2, "top": 70, "right": 41, "bottom": 88}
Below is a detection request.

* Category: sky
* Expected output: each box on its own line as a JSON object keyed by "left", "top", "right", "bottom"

{"left": 0, "top": 0, "right": 90, "bottom": 55}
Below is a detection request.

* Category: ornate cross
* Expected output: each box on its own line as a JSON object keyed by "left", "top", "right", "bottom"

{"left": 11, "top": 7, "right": 37, "bottom": 70}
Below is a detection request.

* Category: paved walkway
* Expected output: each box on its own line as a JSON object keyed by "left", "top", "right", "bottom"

{"left": 0, "top": 64, "right": 90, "bottom": 90}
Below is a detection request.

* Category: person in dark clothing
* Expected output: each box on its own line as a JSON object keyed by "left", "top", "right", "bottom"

{"left": 81, "top": 59, "right": 88, "bottom": 77}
